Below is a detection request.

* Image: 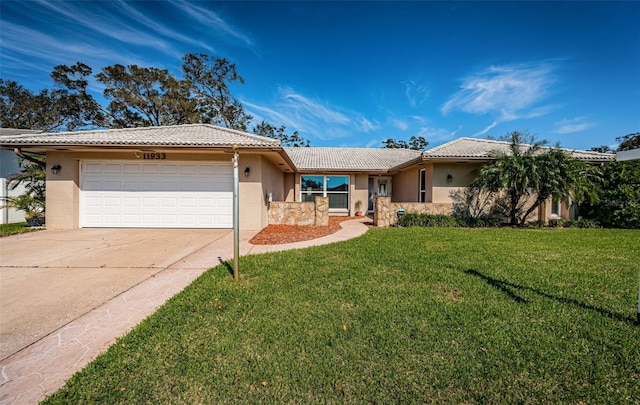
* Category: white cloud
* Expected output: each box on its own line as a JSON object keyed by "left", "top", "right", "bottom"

{"left": 404, "top": 80, "right": 430, "bottom": 108}
{"left": 279, "top": 87, "right": 351, "bottom": 125}
{"left": 392, "top": 119, "right": 409, "bottom": 131}
{"left": 31, "top": 0, "right": 172, "bottom": 51}
{"left": 172, "top": 1, "right": 254, "bottom": 49}
{"left": 442, "top": 61, "right": 557, "bottom": 121}
{"left": 356, "top": 117, "right": 381, "bottom": 133}
{"left": 417, "top": 126, "right": 461, "bottom": 142}
{"left": 0, "top": 21, "right": 147, "bottom": 76}
{"left": 554, "top": 117, "right": 594, "bottom": 134}
{"left": 115, "top": 0, "right": 215, "bottom": 52}
{"left": 473, "top": 121, "right": 499, "bottom": 137}
{"left": 243, "top": 87, "right": 379, "bottom": 141}
{"left": 365, "top": 138, "right": 381, "bottom": 148}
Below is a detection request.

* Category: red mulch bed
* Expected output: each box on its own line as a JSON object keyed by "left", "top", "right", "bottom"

{"left": 249, "top": 216, "right": 362, "bottom": 245}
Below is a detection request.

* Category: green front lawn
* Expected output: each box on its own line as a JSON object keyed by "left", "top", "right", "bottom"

{"left": 0, "top": 222, "right": 41, "bottom": 237}
{"left": 45, "top": 228, "right": 640, "bottom": 404}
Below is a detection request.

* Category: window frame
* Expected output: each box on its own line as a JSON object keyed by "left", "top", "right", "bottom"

{"left": 419, "top": 169, "right": 426, "bottom": 203}
{"left": 551, "top": 196, "right": 562, "bottom": 217}
{"left": 300, "top": 174, "right": 350, "bottom": 211}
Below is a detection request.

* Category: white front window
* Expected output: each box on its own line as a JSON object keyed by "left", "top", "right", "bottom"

{"left": 301, "top": 175, "right": 349, "bottom": 210}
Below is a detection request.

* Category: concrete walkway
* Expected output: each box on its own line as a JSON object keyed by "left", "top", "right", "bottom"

{"left": 0, "top": 218, "right": 369, "bottom": 405}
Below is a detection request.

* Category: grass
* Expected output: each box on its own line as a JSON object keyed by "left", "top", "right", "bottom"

{"left": 44, "top": 228, "right": 640, "bottom": 404}
{"left": 0, "top": 222, "right": 41, "bottom": 237}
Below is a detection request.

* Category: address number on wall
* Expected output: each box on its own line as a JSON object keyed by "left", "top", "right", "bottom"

{"left": 143, "top": 153, "right": 167, "bottom": 160}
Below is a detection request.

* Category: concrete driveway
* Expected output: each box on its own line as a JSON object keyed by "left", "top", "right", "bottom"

{"left": 0, "top": 228, "right": 231, "bottom": 360}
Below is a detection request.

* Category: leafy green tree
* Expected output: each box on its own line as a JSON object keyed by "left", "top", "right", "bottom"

{"left": 50, "top": 62, "right": 105, "bottom": 129}
{"left": 590, "top": 145, "right": 613, "bottom": 153}
{"left": 95, "top": 64, "right": 196, "bottom": 128}
{"left": 1, "top": 62, "right": 105, "bottom": 131}
{"left": 0, "top": 79, "right": 52, "bottom": 130}
{"left": 253, "top": 120, "right": 310, "bottom": 147}
{"left": 0, "top": 79, "right": 81, "bottom": 131}
{"left": 616, "top": 132, "right": 640, "bottom": 151}
{"left": 182, "top": 53, "right": 252, "bottom": 131}
{"left": 582, "top": 160, "right": 640, "bottom": 229}
{"left": 580, "top": 132, "right": 640, "bottom": 228}
{"left": 382, "top": 136, "right": 428, "bottom": 151}
{"left": 3, "top": 53, "right": 253, "bottom": 131}
{"left": 471, "top": 131, "right": 597, "bottom": 226}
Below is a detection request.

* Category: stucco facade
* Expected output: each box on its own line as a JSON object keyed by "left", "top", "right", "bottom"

{"left": 45, "top": 150, "right": 285, "bottom": 231}
{"left": 0, "top": 127, "right": 615, "bottom": 230}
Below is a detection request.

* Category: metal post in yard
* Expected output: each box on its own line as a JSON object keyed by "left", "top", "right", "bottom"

{"left": 232, "top": 146, "right": 239, "bottom": 281}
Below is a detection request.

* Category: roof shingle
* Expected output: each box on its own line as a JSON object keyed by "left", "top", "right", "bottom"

{"left": 0, "top": 124, "right": 280, "bottom": 147}
{"left": 423, "top": 137, "right": 615, "bottom": 162}
{"left": 285, "top": 147, "right": 422, "bottom": 171}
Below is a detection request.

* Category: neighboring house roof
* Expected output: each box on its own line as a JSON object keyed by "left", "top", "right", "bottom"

{"left": 422, "top": 137, "right": 615, "bottom": 162}
{"left": 0, "top": 124, "right": 280, "bottom": 148}
{"left": 285, "top": 147, "right": 422, "bottom": 172}
{"left": 0, "top": 128, "right": 43, "bottom": 137}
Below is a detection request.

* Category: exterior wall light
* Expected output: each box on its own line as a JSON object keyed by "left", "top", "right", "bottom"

{"left": 51, "top": 164, "right": 61, "bottom": 174}
{"left": 244, "top": 167, "right": 250, "bottom": 177}
{"left": 446, "top": 174, "right": 453, "bottom": 183}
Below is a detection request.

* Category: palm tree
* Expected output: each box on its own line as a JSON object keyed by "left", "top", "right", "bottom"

{"left": 472, "top": 131, "right": 544, "bottom": 225}
{"left": 471, "top": 131, "right": 598, "bottom": 226}
{"left": 1, "top": 157, "right": 46, "bottom": 223}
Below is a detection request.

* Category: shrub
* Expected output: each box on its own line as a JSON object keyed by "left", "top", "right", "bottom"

{"left": 397, "top": 213, "right": 503, "bottom": 228}
{"left": 527, "top": 220, "right": 546, "bottom": 229}
{"left": 543, "top": 218, "right": 601, "bottom": 229}
{"left": 582, "top": 160, "right": 640, "bottom": 229}
{"left": 568, "top": 218, "right": 601, "bottom": 229}
{"left": 458, "top": 215, "right": 503, "bottom": 228}
{"left": 397, "top": 213, "right": 458, "bottom": 228}
{"left": 547, "top": 219, "right": 565, "bottom": 228}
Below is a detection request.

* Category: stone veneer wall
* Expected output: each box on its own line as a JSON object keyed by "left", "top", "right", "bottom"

{"left": 373, "top": 197, "right": 391, "bottom": 227}
{"left": 315, "top": 197, "right": 329, "bottom": 226}
{"left": 268, "top": 196, "right": 329, "bottom": 226}
{"left": 374, "top": 197, "right": 453, "bottom": 227}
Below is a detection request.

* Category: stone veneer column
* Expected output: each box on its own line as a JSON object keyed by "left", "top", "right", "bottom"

{"left": 374, "top": 197, "right": 391, "bottom": 227}
{"left": 315, "top": 196, "right": 329, "bottom": 226}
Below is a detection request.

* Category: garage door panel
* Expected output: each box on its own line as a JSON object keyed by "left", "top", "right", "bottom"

{"left": 123, "top": 181, "right": 139, "bottom": 191}
{"left": 143, "top": 165, "right": 159, "bottom": 174}
{"left": 84, "top": 163, "right": 103, "bottom": 173}
{"left": 160, "top": 181, "right": 179, "bottom": 191}
{"left": 123, "top": 164, "right": 140, "bottom": 174}
{"left": 104, "top": 164, "right": 122, "bottom": 174}
{"left": 142, "top": 197, "right": 158, "bottom": 208}
{"left": 161, "top": 165, "right": 178, "bottom": 174}
{"left": 81, "top": 161, "right": 233, "bottom": 228}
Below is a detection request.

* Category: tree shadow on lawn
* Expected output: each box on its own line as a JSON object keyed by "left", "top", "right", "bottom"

{"left": 464, "top": 269, "right": 636, "bottom": 325}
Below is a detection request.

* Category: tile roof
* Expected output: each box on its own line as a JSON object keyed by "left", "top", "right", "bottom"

{"left": 285, "top": 147, "right": 422, "bottom": 171}
{"left": 0, "top": 124, "right": 280, "bottom": 147}
{"left": 423, "top": 137, "right": 615, "bottom": 162}
{"left": 0, "top": 128, "right": 43, "bottom": 137}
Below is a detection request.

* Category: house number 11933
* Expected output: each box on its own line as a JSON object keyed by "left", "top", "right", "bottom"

{"left": 143, "top": 153, "right": 166, "bottom": 160}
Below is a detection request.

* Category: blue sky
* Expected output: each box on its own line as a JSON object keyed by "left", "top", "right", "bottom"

{"left": 1, "top": 1, "right": 639, "bottom": 150}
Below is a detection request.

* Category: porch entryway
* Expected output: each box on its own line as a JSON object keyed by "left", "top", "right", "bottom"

{"left": 368, "top": 176, "right": 392, "bottom": 212}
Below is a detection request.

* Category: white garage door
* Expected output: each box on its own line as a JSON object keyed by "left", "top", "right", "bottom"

{"left": 80, "top": 161, "right": 233, "bottom": 228}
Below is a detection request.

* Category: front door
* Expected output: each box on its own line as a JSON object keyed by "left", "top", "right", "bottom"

{"left": 368, "top": 176, "right": 392, "bottom": 212}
